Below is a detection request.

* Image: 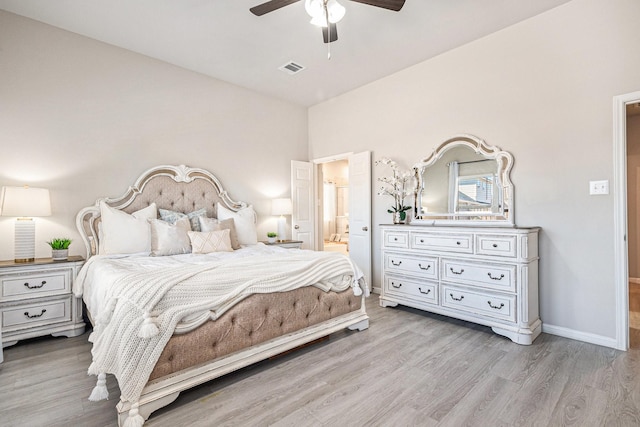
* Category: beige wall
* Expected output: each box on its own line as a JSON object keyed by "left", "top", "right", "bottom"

{"left": 0, "top": 11, "right": 308, "bottom": 260}
{"left": 309, "top": 0, "right": 640, "bottom": 343}
{"left": 627, "top": 114, "right": 640, "bottom": 278}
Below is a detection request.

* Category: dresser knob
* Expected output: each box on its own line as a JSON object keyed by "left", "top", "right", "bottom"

{"left": 492, "top": 243, "right": 498, "bottom": 248}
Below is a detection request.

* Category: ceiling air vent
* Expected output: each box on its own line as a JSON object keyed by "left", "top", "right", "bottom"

{"left": 279, "top": 61, "right": 306, "bottom": 75}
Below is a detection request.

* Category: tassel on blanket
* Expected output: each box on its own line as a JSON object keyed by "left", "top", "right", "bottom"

{"left": 88, "top": 373, "right": 109, "bottom": 401}
{"left": 138, "top": 312, "right": 159, "bottom": 338}
{"left": 123, "top": 403, "right": 144, "bottom": 427}
{"left": 352, "top": 278, "right": 363, "bottom": 297}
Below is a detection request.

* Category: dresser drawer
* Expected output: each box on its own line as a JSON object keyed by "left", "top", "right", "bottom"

{"left": 476, "top": 234, "right": 517, "bottom": 258}
{"left": 383, "top": 230, "right": 409, "bottom": 249}
{"left": 411, "top": 233, "right": 473, "bottom": 254}
{"left": 1, "top": 271, "right": 69, "bottom": 301}
{"left": 384, "top": 252, "right": 438, "bottom": 280}
{"left": 442, "top": 285, "right": 515, "bottom": 322}
{"left": 441, "top": 259, "right": 516, "bottom": 292}
{"left": 384, "top": 276, "right": 437, "bottom": 305}
{"left": 2, "top": 297, "right": 72, "bottom": 332}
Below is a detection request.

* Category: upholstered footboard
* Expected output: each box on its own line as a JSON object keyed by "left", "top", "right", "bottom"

{"left": 116, "top": 286, "right": 368, "bottom": 426}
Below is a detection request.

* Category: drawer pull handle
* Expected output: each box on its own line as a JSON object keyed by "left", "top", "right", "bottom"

{"left": 418, "top": 264, "right": 431, "bottom": 271}
{"left": 391, "top": 282, "right": 402, "bottom": 289}
{"left": 24, "top": 280, "right": 47, "bottom": 289}
{"left": 450, "top": 293, "right": 464, "bottom": 302}
{"left": 487, "top": 301, "right": 505, "bottom": 310}
{"left": 456, "top": 241, "right": 461, "bottom": 245}
{"left": 418, "top": 287, "right": 431, "bottom": 295}
{"left": 391, "top": 260, "right": 402, "bottom": 266}
{"left": 492, "top": 243, "right": 498, "bottom": 248}
{"left": 420, "top": 239, "right": 424, "bottom": 243}
{"left": 450, "top": 268, "right": 465, "bottom": 275}
{"left": 394, "top": 238, "right": 398, "bottom": 241}
{"left": 488, "top": 273, "right": 505, "bottom": 281}
{"left": 24, "top": 309, "right": 47, "bottom": 319}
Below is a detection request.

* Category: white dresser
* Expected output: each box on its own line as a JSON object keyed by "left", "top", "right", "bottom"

{"left": 0, "top": 256, "right": 86, "bottom": 352}
{"left": 380, "top": 225, "right": 540, "bottom": 344}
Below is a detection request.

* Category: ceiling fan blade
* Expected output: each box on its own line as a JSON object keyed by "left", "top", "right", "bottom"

{"left": 250, "top": 0, "right": 301, "bottom": 16}
{"left": 347, "top": 0, "right": 405, "bottom": 11}
{"left": 322, "top": 23, "right": 338, "bottom": 43}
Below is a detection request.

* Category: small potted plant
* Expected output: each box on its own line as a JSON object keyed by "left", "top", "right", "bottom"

{"left": 267, "top": 232, "right": 277, "bottom": 244}
{"left": 47, "top": 238, "right": 72, "bottom": 261}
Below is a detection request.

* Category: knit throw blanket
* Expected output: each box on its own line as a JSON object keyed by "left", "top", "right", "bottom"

{"left": 84, "top": 250, "right": 364, "bottom": 426}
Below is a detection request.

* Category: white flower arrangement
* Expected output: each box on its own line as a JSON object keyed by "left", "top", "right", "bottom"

{"left": 375, "top": 157, "right": 415, "bottom": 221}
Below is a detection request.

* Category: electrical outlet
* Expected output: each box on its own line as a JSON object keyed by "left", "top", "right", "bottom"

{"left": 589, "top": 180, "right": 609, "bottom": 195}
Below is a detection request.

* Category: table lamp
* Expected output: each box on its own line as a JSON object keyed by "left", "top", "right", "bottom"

{"left": 271, "top": 198, "right": 292, "bottom": 242}
{"left": 0, "top": 186, "right": 51, "bottom": 262}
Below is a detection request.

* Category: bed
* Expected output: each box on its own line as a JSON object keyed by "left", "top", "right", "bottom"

{"left": 74, "top": 164, "right": 369, "bottom": 427}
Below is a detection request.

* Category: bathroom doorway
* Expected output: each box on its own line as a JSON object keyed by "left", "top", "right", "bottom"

{"left": 320, "top": 159, "right": 349, "bottom": 255}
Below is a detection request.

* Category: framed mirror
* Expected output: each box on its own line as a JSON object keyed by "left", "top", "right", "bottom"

{"left": 412, "top": 134, "right": 514, "bottom": 226}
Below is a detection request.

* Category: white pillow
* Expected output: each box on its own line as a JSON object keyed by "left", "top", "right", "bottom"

{"left": 216, "top": 204, "right": 258, "bottom": 246}
{"left": 149, "top": 216, "right": 192, "bottom": 256}
{"left": 99, "top": 202, "right": 157, "bottom": 255}
{"left": 188, "top": 229, "right": 233, "bottom": 254}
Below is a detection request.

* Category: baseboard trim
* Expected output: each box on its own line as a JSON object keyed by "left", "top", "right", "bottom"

{"left": 542, "top": 323, "right": 619, "bottom": 349}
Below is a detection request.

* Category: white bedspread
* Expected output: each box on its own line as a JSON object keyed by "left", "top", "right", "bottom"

{"left": 75, "top": 244, "right": 366, "bottom": 422}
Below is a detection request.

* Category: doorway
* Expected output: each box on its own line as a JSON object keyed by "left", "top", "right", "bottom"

{"left": 320, "top": 159, "right": 349, "bottom": 255}
{"left": 614, "top": 90, "right": 640, "bottom": 351}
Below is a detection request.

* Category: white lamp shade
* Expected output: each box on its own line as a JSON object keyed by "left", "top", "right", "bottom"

{"left": 0, "top": 186, "right": 52, "bottom": 217}
{"left": 271, "top": 198, "right": 292, "bottom": 216}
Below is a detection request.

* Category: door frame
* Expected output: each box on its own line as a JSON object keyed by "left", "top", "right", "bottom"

{"left": 613, "top": 90, "right": 640, "bottom": 351}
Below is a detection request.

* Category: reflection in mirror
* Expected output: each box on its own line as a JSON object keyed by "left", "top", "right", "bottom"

{"left": 413, "top": 134, "right": 514, "bottom": 226}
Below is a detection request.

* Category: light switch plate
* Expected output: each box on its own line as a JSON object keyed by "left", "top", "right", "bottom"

{"left": 590, "top": 180, "right": 609, "bottom": 195}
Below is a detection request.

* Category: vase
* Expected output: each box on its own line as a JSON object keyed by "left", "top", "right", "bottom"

{"left": 392, "top": 212, "right": 403, "bottom": 224}
{"left": 267, "top": 237, "right": 276, "bottom": 244}
{"left": 52, "top": 249, "right": 68, "bottom": 261}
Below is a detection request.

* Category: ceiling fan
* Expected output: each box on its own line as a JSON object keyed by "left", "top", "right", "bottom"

{"left": 250, "top": 0, "right": 405, "bottom": 44}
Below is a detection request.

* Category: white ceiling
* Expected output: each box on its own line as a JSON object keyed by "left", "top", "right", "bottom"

{"left": 0, "top": 0, "right": 572, "bottom": 107}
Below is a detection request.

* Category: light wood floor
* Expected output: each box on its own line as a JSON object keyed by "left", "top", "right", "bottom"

{"left": 2, "top": 297, "right": 640, "bottom": 427}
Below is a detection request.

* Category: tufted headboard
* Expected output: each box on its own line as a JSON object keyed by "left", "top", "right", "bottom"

{"left": 75, "top": 164, "right": 248, "bottom": 259}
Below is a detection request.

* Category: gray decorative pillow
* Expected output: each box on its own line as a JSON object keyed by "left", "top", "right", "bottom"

{"left": 159, "top": 208, "right": 207, "bottom": 232}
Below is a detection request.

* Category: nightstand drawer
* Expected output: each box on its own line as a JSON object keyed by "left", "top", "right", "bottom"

{"left": 2, "top": 271, "right": 69, "bottom": 301}
{"left": 2, "top": 297, "right": 72, "bottom": 331}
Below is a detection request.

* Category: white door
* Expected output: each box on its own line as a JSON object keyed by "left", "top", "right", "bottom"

{"left": 291, "top": 161, "right": 315, "bottom": 250}
{"left": 348, "top": 151, "right": 372, "bottom": 290}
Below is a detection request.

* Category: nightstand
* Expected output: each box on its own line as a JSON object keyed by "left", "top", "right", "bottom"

{"left": 0, "top": 256, "right": 86, "bottom": 352}
{"left": 261, "top": 240, "right": 303, "bottom": 249}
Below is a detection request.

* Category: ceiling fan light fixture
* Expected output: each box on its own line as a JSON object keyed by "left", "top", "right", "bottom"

{"left": 305, "top": 0, "right": 345, "bottom": 27}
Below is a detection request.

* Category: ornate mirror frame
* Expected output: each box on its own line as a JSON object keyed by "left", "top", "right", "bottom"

{"left": 412, "top": 134, "right": 515, "bottom": 226}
